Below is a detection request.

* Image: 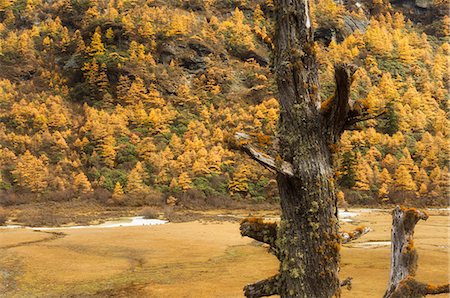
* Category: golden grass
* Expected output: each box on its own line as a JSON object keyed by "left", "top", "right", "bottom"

{"left": 0, "top": 209, "right": 448, "bottom": 297}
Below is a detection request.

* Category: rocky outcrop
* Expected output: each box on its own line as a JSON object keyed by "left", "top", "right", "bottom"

{"left": 314, "top": 14, "right": 369, "bottom": 45}
{"left": 414, "top": 0, "right": 432, "bottom": 8}
{"left": 157, "top": 39, "right": 216, "bottom": 73}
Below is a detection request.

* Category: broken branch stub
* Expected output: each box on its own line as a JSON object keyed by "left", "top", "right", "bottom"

{"left": 340, "top": 226, "right": 371, "bottom": 244}
{"left": 384, "top": 206, "right": 449, "bottom": 298}
{"left": 244, "top": 274, "right": 280, "bottom": 298}
{"left": 240, "top": 218, "right": 278, "bottom": 256}
{"left": 233, "top": 132, "right": 294, "bottom": 177}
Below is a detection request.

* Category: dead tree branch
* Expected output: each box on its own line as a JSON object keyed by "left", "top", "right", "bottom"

{"left": 386, "top": 276, "right": 449, "bottom": 297}
{"left": 321, "top": 63, "right": 358, "bottom": 144}
{"left": 233, "top": 132, "right": 294, "bottom": 176}
{"left": 244, "top": 274, "right": 280, "bottom": 298}
{"left": 345, "top": 109, "right": 387, "bottom": 129}
{"left": 384, "top": 206, "right": 448, "bottom": 298}
{"left": 341, "top": 226, "right": 371, "bottom": 244}
{"left": 240, "top": 218, "right": 278, "bottom": 256}
{"left": 241, "top": 218, "right": 368, "bottom": 252}
{"left": 340, "top": 277, "right": 353, "bottom": 290}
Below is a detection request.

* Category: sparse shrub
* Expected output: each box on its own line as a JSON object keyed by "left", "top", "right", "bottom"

{"left": 139, "top": 206, "right": 160, "bottom": 219}
{"left": 176, "top": 189, "right": 206, "bottom": 209}
{"left": 0, "top": 207, "right": 9, "bottom": 225}
{"left": 163, "top": 205, "right": 179, "bottom": 221}
{"left": 16, "top": 208, "right": 58, "bottom": 227}
{"left": 124, "top": 189, "right": 165, "bottom": 207}
{"left": 0, "top": 190, "right": 34, "bottom": 206}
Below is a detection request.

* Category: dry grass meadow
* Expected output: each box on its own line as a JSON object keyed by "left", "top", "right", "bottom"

{"left": 0, "top": 209, "right": 448, "bottom": 298}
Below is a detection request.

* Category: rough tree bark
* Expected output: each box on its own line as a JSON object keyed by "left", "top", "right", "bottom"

{"left": 383, "top": 206, "right": 450, "bottom": 298}
{"left": 237, "top": 0, "right": 360, "bottom": 297}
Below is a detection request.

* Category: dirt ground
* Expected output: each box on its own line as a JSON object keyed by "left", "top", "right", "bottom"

{"left": 0, "top": 209, "right": 448, "bottom": 298}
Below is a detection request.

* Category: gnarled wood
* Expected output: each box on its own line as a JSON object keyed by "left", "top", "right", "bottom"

{"left": 240, "top": 218, "right": 278, "bottom": 257}
{"left": 233, "top": 132, "right": 294, "bottom": 176}
{"left": 340, "top": 277, "right": 353, "bottom": 290}
{"left": 241, "top": 218, "right": 369, "bottom": 248}
{"left": 244, "top": 275, "right": 280, "bottom": 298}
{"left": 321, "top": 63, "right": 358, "bottom": 144}
{"left": 384, "top": 206, "right": 448, "bottom": 298}
{"left": 386, "top": 277, "right": 450, "bottom": 297}
{"left": 341, "top": 226, "right": 371, "bottom": 244}
{"left": 273, "top": 0, "right": 343, "bottom": 295}
{"left": 345, "top": 109, "right": 387, "bottom": 129}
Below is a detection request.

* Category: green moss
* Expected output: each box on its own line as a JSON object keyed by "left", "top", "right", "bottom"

{"left": 309, "top": 201, "right": 319, "bottom": 213}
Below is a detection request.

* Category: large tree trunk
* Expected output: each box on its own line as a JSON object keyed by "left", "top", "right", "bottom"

{"left": 237, "top": 0, "right": 359, "bottom": 297}
{"left": 272, "top": 1, "right": 351, "bottom": 297}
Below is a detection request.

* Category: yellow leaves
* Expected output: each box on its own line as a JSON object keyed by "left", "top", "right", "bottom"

{"left": 8, "top": 96, "right": 70, "bottom": 132}
{"left": 165, "top": 12, "right": 195, "bottom": 37}
{"left": 393, "top": 165, "right": 416, "bottom": 191}
{"left": 175, "top": 83, "right": 200, "bottom": 106}
{"left": 311, "top": 0, "right": 344, "bottom": 29}
{"left": 128, "top": 41, "right": 155, "bottom": 65}
{"left": 86, "top": 27, "right": 106, "bottom": 57}
{"left": 219, "top": 8, "right": 255, "bottom": 52}
{"left": 228, "top": 164, "right": 252, "bottom": 194}
{"left": 99, "top": 135, "right": 116, "bottom": 168}
{"left": 82, "top": 105, "right": 129, "bottom": 140}
{"left": 126, "top": 161, "right": 149, "bottom": 194}
{"left": 73, "top": 172, "right": 93, "bottom": 193}
{"left": 365, "top": 19, "right": 394, "bottom": 55}
{"left": 112, "top": 182, "right": 124, "bottom": 200}
{"left": 147, "top": 106, "right": 178, "bottom": 133}
{"left": 170, "top": 172, "right": 192, "bottom": 191}
{"left": 12, "top": 150, "right": 49, "bottom": 192}
{"left": 353, "top": 153, "right": 371, "bottom": 191}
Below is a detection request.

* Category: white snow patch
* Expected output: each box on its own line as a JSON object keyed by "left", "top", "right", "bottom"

{"left": 339, "top": 210, "right": 360, "bottom": 222}
{"left": 356, "top": 2, "right": 362, "bottom": 8}
{"left": 351, "top": 241, "right": 391, "bottom": 248}
{"left": 2, "top": 216, "right": 167, "bottom": 230}
{"left": 339, "top": 211, "right": 359, "bottom": 218}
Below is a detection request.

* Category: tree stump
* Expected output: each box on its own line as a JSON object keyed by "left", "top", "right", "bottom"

{"left": 384, "top": 206, "right": 449, "bottom": 298}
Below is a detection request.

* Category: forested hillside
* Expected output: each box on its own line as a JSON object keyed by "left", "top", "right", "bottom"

{"left": 0, "top": 0, "right": 448, "bottom": 207}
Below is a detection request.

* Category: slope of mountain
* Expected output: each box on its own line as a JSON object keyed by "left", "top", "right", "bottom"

{"left": 0, "top": 0, "right": 448, "bottom": 207}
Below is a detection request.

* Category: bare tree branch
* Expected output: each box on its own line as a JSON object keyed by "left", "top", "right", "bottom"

{"left": 345, "top": 109, "right": 387, "bottom": 129}
{"left": 241, "top": 218, "right": 369, "bottom": 252}
{"left": 340, "top": 277, "right": 353, "bottom": 290}
{"left": 244, "top": 275, "right": 280, "bottom": 298}
{"left": 341, "top": 226, "right": 371, "bottom": 244}
{"left": 387, "top": 276, "right": 449, "bottom": 297}
{"left": 240, "top": 218, "right": 278, "bottom": 254}
{"left": 424, "top": 283, "right": 450, "bottom": 295}
{"left": 233, "top": 132, "right": 294, "bottom": 176}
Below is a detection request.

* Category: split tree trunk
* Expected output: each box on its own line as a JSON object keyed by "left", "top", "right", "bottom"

{"left": 384, "top": 206, "right": 450, "bottom": 298}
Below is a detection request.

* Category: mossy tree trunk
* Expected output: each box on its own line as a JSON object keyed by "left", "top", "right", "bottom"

{"left": 238, "top": 0, "right": 358, "bottom": 297}
{"left": 232, "top": 0, "right": 373, "bottom": 295}
{"left": 274, "top": 1, "right": 340, "bottom": 295}
{"left": 275, "top": 0, "right": 364, "bottom": 296}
